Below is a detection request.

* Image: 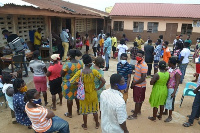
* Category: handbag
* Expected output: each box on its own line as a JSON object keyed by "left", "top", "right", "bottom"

{"left": 77, "top": 70, "right": 85, "bottom": 100}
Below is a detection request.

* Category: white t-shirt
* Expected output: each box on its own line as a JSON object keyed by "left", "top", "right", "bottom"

{"left": 117, "top": 44, "right": 128, "bottom": 54}
{"left": 29, "top": 60, "right": 46, "bottom": 76}
{"left": 100, "top": 88, "right": 127, "bottom": 133}
{"left": 92, "top": 37, "right": 98, "bottom": 47}
{"left": 180, "top": 48, "right": 191, "bottom": 64}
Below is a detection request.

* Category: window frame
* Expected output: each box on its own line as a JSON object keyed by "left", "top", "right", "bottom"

{"left": 133, "top": 22, "right": 144, "bottom": 32}
{"left": 113, "top": 21, "right": 124, "bottom": 31}
{"left": 181, "top": 24, "right": 193, "bottom": 35}
{"left": 147, "top": 22, "right": 159, "bottom": 33}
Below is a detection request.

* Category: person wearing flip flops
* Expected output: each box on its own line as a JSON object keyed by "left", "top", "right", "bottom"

{"left": 183, "top": 74, "right": 200, "bottom": 127}
{"left": 61, "top": 49, "right": 83, "bottom": 118}
{"left": 148, "top": 61, "right": 170, "bottom": 121}
{"left": 128, "top": 50, "right": 148, "bottom": 120}
{"left": 163, "top": 57, "right": 182, "bottom": 122}
{"left": 70, "top": 54, "right": 106, "bottom": 130}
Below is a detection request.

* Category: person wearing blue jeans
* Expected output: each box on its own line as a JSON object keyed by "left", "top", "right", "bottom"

{"left": 46, "top": 116, "right": 70, "bottom": 133}
{"left": 179, "top": 42, "right": 191, "bottom": 84}
{"left": 25, "top": 89, "right": 70, "bottom": 133}
{"left": 183, "top": 83, "right": 200, "bottom": 127}
{"left": 179, "top": 63, "right": 188, "bottom": 83}
{"left": 103, "top": 33, "right": 112, "bottom": 71}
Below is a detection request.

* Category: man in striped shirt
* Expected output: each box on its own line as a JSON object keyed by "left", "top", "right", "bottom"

{"left": 128, "top": 50, "right": 148, "bottom": 120}
{"left": 2, "top": 30, "right": 28, "bottom": 77}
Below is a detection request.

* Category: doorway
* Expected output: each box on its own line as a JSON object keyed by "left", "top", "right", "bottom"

{"left": 66, "top": 19, "right": 71, "bottom": 33}
{"left": 165, "top": 23, "right": 178, "bottom": 43}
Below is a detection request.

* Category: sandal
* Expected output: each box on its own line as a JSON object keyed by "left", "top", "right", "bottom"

{"left": 64, "top": 113, "right": 72, "bottom": 118}
{"left": 156, "top": 115, "right": 162, "bottom": 120}
{"left": 164, "top": 117, "right": 172, "bottom": 122}
{"left": 127, "top": 115, "right": 137, "bottom": 120}
{"left": 95, "top": 122, "right": 100, "bottom": 129}
{"left": 28, "top": 126, "right": 32, "bottom": 129}
{"left": 131, "top": 110, "right": 141, "bottom": 115}
{"left": 183, "top": 122, "right": 193, "bottom": 127}
{"left": 45, "top": 102, "right": 48, "bottom": 106}
{"left": 50, "top": 106, "right": 56, "bottom": 111}
{"left": 198, "top": 121, "right": 200, "bottom": 125}
{"left": 148, "top": 116, "right": 156, "bottom": 122}
{"left": 81, "top": 124, "right": 87, "bottom": 130}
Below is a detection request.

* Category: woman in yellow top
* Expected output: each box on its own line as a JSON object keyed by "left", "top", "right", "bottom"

{"left": 70, "top": 54, "right": 106, "bottom": 130}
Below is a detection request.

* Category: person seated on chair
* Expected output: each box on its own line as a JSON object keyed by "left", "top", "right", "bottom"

{"left": 183, "top": 75, "right": 200, "bottom": 127}
{"left": 25, "top": 89, "right": 70, "bottom": 133}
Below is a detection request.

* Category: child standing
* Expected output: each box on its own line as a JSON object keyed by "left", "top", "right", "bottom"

{"left": 163, "top": 57, "right": 182, "bottom": 122}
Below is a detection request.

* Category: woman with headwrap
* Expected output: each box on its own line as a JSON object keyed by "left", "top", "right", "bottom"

{"left": 46, "top": 54, "right": 63, "bottom": 111}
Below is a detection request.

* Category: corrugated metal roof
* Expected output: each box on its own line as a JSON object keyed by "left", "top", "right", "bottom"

{"left": 1, "top": 0, "right": 108, "bottom": 17}
{"left": 110, "top": 3, "right": 200, "bottom": 18}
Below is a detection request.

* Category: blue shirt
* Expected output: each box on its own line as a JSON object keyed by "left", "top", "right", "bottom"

{"left": 154, "top": 44, "right": 162, "bottom": 61}
{"left": 60, "top": 31, "right": 69, "bottom": 42}
{"left": 104, "top": 37, "right": 112, "bottom": 54}
{"left": 117, "top": 62, "right": 132, "bottom": 83}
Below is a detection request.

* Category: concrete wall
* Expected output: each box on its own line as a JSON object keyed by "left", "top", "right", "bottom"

{"left": 111, "top": 17, "right": 200, "bottom": 44}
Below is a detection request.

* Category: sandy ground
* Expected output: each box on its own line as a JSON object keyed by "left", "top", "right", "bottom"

{"left": 0, "top": 44, "right": 200, "bottom": 133}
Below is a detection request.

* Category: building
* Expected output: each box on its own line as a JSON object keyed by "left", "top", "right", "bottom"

{"left": 110, "top": 3, "right": 200, "bottom": 44}
{"left": 0, "top": 0, "right": 109, "bottom": 49}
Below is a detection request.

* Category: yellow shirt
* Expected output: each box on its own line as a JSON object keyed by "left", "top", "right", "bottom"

{"left": 34, "top": 31, "right": 42, "bottom": 45}
{"left": 99, "top": 39, "right": 104, "bottom": 47}
{"left": 111, "top": 37, "right": 117, "bottom": 47}
{"left": 134, "top": 38, "right": 144, "bottom": 49}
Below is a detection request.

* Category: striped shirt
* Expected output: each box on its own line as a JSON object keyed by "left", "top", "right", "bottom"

{"left": 117, "top": 62, "right": 132, "bottom": 83}
{"left": 100, "top": 88, "right": 127, "bottom": 133}
{"left": 25, "top": 103, "right": 52, "bottom": 133}
{"left": 134, "top": 60, "right": 148, "bottom": 87}
{"left": 7, "top": 34, "right": 24, "bottom": 52}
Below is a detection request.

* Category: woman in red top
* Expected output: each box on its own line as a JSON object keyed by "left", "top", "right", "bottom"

{"left": 47, "top": 54, "right": 63, "bottom": 110}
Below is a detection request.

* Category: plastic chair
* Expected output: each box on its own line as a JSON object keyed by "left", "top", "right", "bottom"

{"left": 180, "top": 82, "right": 197, "bottom": 107}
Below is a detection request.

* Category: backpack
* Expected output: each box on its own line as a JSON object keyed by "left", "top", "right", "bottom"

{"left": 77, "top": 70, "right": 85, "bottom": 100}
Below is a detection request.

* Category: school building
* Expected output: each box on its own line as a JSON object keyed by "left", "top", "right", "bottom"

{"left": 110, "top": 3, "right": 200, "bottom": 44}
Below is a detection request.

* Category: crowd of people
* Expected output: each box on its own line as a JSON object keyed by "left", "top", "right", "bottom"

{"left": 1, "top": 28, "right": 200, "bottom": 133}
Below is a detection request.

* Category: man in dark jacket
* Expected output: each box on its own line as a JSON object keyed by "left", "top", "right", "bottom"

{"left": 144, "top": 40, "right": 154, "bottom": 77}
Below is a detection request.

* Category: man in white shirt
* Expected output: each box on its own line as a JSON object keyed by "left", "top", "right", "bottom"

{"left": 100, "top": 74, "right": 129, "bottom": 133}
{"left": 180, "top": 42, "right": 191, "bottom": 84}
{"left": 92, "top": 34, "right": 98, "bottom": 57}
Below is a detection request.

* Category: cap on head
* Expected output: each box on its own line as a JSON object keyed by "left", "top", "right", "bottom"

{"left": 51, "top": 54, "right": 60, "bottom": 61}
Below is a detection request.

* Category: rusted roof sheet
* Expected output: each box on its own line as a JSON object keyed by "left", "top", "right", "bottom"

{"left": 2, "top": 0, "right": 108, "bottom": 17}
{"left": 110, "top": 3, "right": 200, "bottom": 18}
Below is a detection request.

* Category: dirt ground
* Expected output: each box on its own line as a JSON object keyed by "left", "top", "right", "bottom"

{"left": 0, "top": 44, "right": 200, "bottom": 133}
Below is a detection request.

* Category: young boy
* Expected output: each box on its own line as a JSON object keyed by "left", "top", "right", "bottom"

{"left": 117, "top": 53, "right": 132, "bottom": 102}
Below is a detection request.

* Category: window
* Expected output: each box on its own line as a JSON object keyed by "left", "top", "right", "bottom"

{"left": 113, "top": 21, "right": 124, "bottom": 31}
{"left": 147, "top": 22, "right": 158, "bottom": 33}
{"left": 181, "top": 24, "right": 193, "bottom": 34}
{"left": 133, "top": 22, "right": 144, "bottom": 32}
